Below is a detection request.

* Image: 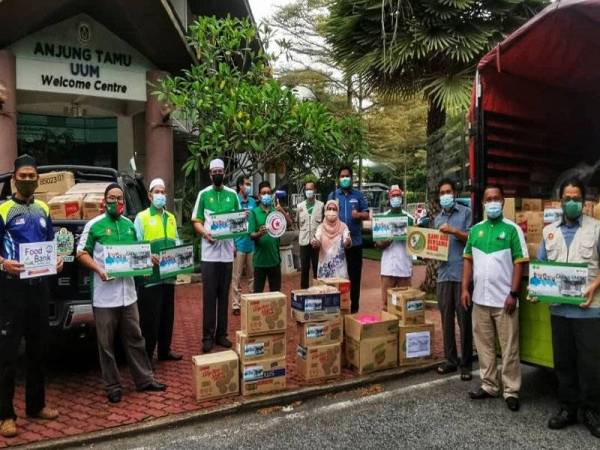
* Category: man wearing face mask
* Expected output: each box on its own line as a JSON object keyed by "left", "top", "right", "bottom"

{"left": 535, "top": 178, "right": 600, "bottom": 438}
{"left": 77, "top": 183, "right": 166, "bottom": 404}
{"left": 134, "top": 178, "right": 182, "bottom": 363}
{"left": 328, "top": 166, "right": 369, "bottom": 313}
{"left": 433, "top": 178, "right": 473, "bottom": 381}
{"left": 249, "top": 181, "right": 292, "bottom": 293}
{"left": 462, "top": 184, "right": 528, "bottom": 412}
{"left": 232, "top": 176, "right": 257, "bottom": 315}
{"left": 375, "top": 185, "right": 414, "bottom": 309}
{"left": 296, "top": 179, "right": 324, "bottom": 288}
{"left": 192, "top": 159, "right": 241, "bottom": 353}
{"left": 0, "top": 155, "right": 63, "bottom": 438}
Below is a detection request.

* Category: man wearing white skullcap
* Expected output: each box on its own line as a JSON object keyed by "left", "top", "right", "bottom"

{"left": 192, "top": 159, "right": 241, "bottom": 353}
{"left": 134, "top": 178, "right": 182, "bottom": 362}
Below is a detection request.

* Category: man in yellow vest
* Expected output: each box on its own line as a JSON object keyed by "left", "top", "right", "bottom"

{"left": 134, "top": 178, "right": 182, "bottom": 362}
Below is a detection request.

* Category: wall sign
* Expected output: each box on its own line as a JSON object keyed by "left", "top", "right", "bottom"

{"left": 9, "top": 14, "right": 153, "bottom": 102}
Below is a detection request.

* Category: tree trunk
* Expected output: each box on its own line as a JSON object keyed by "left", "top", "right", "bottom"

{"left": 420, "top": 99, "right": 446, "bottom": 294}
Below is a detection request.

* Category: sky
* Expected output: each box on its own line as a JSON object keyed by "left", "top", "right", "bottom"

{"left": 247, "top": 0, "right": 291, "bottom": 26}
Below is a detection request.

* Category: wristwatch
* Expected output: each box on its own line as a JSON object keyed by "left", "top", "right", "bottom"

{"left": 510, "top": 290, "right": 520, "bottom": 299}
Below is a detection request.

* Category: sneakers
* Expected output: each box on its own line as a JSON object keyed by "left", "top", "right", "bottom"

{"left": 548, "top": 409, "right": 577, "bottom": 430}
{"left": 0, "top": 419, "right": 17, "bottom": 438}
{"left": 583, "top": 409, "right": 600, "bottom": 438}
{"left": 29, "top": 407, "right": 59, "bottom": 420}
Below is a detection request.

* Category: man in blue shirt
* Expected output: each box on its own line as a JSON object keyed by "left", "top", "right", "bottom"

{"left": 433, "top": 178, "right": 473, "bottom": 381}
{"left": 536, "top": 178, "right": 600, "bottom": 438}
{"left": 232, "top": 175, "right": 257, "bottom": 315}
{"left": 328, "top": 166, "right": 369, "bottom": 313}
{"left": 0, "top": 155, "right": 63, "bottom": 438}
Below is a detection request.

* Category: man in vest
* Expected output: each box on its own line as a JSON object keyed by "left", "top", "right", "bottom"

{"left": 296, "top": 179, "right": 324, "bottom": 288}
{"left": 535, "top": 178, "right": 600, "bottom": 438}
{"left": 0, "top": 155, "right": 62, "bottom": 438}
{"left": 135, "top": 178, "right": 182, "bottom": 362}
{"left": 77, "top": 183, "right": 166, "bottom": 404}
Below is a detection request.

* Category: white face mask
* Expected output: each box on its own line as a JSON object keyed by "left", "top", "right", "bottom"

{"left": 305, "top": 190, "right": 315, "bottom": 199}
{"left": 325, "top": 210, "right": 338, "bottom": 222}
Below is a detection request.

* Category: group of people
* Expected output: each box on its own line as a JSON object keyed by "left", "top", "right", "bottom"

{"left": 0, "top": 154, "right": 598, "bottom": 440}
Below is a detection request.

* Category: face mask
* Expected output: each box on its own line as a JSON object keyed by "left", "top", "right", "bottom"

{"left": 106, "top": 201, "right": 125, "bottom": 218}
{"left": 15, "top": 179, "right": 38, "bottom": 198}
{"left": 212, "top": 174, "right": 224, "bottom": 187}
{"left": 340, "top": 177, "right": 352, "bottom": 189}
{"left": 484, "top": 201, "right": 503, "bottom": 219}
{"left": 325, "top": 210, "right": 338, "bottom": 222}
{"left": 152, "top": 193, "right": 167, "bottom": 209}
{"left": 261, "top": 194, "right": 273, "bottom": 206}
{"left": 440, "top": 194, "right": 454, "bottom": 209}
{"left": 563, "top": 200, "right": 582, "bottom": 220}
{"left": 390, "top": 197, "right": 402, "bottom": 209}
{"left": 244, "top": 185, "right": 253, "bottom": 197}
{"left": 305, "top": 190, "right": 315, "bottom": 199}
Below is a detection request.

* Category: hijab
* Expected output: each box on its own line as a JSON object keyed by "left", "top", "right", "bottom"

{"left": 319, "top": 200, "right": 347, "bottom": 253}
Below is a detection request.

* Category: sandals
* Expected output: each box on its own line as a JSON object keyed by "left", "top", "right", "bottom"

{"left": 437, "top": 363, "right": 457, "bottom": 375}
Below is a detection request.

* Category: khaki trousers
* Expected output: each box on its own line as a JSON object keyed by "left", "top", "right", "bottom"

{"left": 473, "top": 303, "right": 521, "bottom": 398}
{"left": 380, "top": 275, "right": 411, "bottom": 310}
{"left": 232, "top": 251, "right": 254, "bottom": 310}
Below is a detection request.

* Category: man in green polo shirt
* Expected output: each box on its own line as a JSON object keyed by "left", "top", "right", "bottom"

{"left": 249, "top": 181, "right": 292, "bottom": 292}
{"left": 461, "top": 184, "right": 528, "bottom": 412}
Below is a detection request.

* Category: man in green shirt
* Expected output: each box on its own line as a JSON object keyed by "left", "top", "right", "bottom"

{"left": 249, "top": 181, "right": 292, "bottom": 292}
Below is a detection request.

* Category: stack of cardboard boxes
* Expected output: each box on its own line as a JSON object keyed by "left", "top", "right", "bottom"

{"left": 49, "top": 182, "right": 110, "bottom": 220}
{"left": 387, "top": 287, "right": 435, "bottom": 367}
{"left": 292, "top": 285, "right": 343, "bottom": 381}
{"left": 238, "top": 292, "right": 287, "bottom": 395}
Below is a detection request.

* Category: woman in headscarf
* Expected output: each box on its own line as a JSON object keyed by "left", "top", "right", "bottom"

{"left": 312, "top": 200, "right": 352, "bottom": 279}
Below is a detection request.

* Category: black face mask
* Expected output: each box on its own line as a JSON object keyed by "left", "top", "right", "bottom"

{"left": 15, "top": 179, "right": 38, "bottom": 198}
{"left": 212, "top": 174, "right": 224, "bottom": 187}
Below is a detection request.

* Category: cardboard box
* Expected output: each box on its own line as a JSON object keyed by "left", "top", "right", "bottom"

{"left": 520, "top": 198, "right": 543, "bottom": 212}
{"left": 527, "top": 243, "right": 540, "bottom": 260}
{"left": 344, "top": 311, "right": 398, "bottom": 341}
{"left": 399, "top": 323, "right": 435, "bottom": 366}
{"left": 240, "top": 292, "right": 287, "bottom": 335}
{"left": 543, "top": 208, "right": 562, "bottom": 225}
{"left": 503, "top": 198, "right": 516, "bottom": 222}
{"left": 543, "top": 200, "right": 562, "bottom": 209}
{"left": 291, "top": 287, "right": 341, "bottom": 314}
{"left": 515, "top": 211, "right": 544, "bottom": 243}
{"left": 386, "top": 288, "right": 426, "bottom": 325}
{"left": 297, "top": 317, "right": 343, "bottom": 347}
{"left": 584, "top": 201, "right": 595, "bottom": 217}
{"left": 35, "top": 191, "right": 60, "bottom": 204}
{"left": 345, "top": 335, "right": 398, "bottom": 374}
{"left": 292, "top": 308, "right": 340, "bottom": 323}
{"left": 12, "top": 171, "right": 75, "bottom": 195}
{"left": 240, "top": 357, "right": 286, "bottom": 396}
{"left": 296, "top": 343, "right": 341, "bottom": 381}
{"left": 191, "top": 350, "right": 239, "bottom": 402}
{"left": 235, "top": 331, "right": 286, "bottom": 363}
{"left": 316, "top": 278, "right": 351, "bottom": 311}
{"left": 66, "top": 182, "right": 111, "bottom": 195}
{"left": 48, "top": 194, "right": 85, "bottom": 220}
{"left": 82, "top": 193, "right": 105, "bottom": 220}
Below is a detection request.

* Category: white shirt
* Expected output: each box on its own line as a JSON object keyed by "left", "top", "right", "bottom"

{"left": 381, "top": 240, "right": 413, "bottom": 278}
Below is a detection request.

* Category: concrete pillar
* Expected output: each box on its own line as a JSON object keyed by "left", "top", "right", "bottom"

{"left": 117, "top": 115, "right": 135, "bottom": 172}
{"left": 0, "top": 50, "right": 17, "bottom": 174}
{"left": 144, "top": 70, "right": 173, "bottom": 204}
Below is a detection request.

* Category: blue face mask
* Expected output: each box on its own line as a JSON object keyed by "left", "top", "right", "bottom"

{"left": 245, "top": 185, "right": 253, "bottom": 197}
{"left": 390, "top": 197, "right": 402, "bottom": 209}
{"left": 261, "top": 194, "right": 273, "bottom": 206}
{"left": 152, "top": 193, "right": 167, "bottom": 209}
{"left": 485, "top": 201, "right": 503, "bottom": 219}
{"left": 440, "top": 194, "right": 454, "bottom": 210}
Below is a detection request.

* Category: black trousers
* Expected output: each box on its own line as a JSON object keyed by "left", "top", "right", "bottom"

{"left": 202, "top": 262, "right": 232, "bottom": 343}
{"left": 345, "top": 245, "right": 363, "bottom": 313}
{"left": 300, "top": 244, "right": 318, "bottom": 289}
{"left": 138, "top": 283, "right": 175, "bottom": 360}
{"left": 551, "top": 314, "right": 600, "bottom": 413}
{"left": 0, "top": 278, "right": 48, "bottom": 420}
{"left": 436, "top": 281, "right": 473, "bottom": 369}
{"left": 254, "top": 266, "right": 282, "bottom": 293}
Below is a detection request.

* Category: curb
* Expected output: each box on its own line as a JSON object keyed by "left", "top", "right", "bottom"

{"left": 25, "top": 360, "right": 442, "bottom": 449}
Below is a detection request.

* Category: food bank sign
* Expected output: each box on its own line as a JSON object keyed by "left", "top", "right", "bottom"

{"left": 9, "top": 14, "right": 153, "bottom": 102}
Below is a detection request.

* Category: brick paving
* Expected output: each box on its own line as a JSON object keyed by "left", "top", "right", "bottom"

{"left": 0, "top": 260, "right": 443, "bottom": 448}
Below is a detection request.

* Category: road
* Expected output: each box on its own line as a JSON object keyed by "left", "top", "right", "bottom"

{"left": 78, "top": 366, "right": 598, "bottom": 450}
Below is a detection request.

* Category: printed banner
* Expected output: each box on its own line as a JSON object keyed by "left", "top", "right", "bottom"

{"left": 209, "top": 211, "right": 249, "bottom": 240}
{"left": 103, "top": 243, "right": 153, "bottom": 278}
{"left": 158, "top": 244, "right": 194, "bottom": 279}
{"left": 528, "top": 260, "right": 588, "bottom": 305}
{"left": 19, "top": 241, "right": 57, "bottom": 279}
{"left": 406, "top": 227, "right": 449, "bottom": 261}
{"left": 372, "top": 214, "right": 409, "bottom": 241}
